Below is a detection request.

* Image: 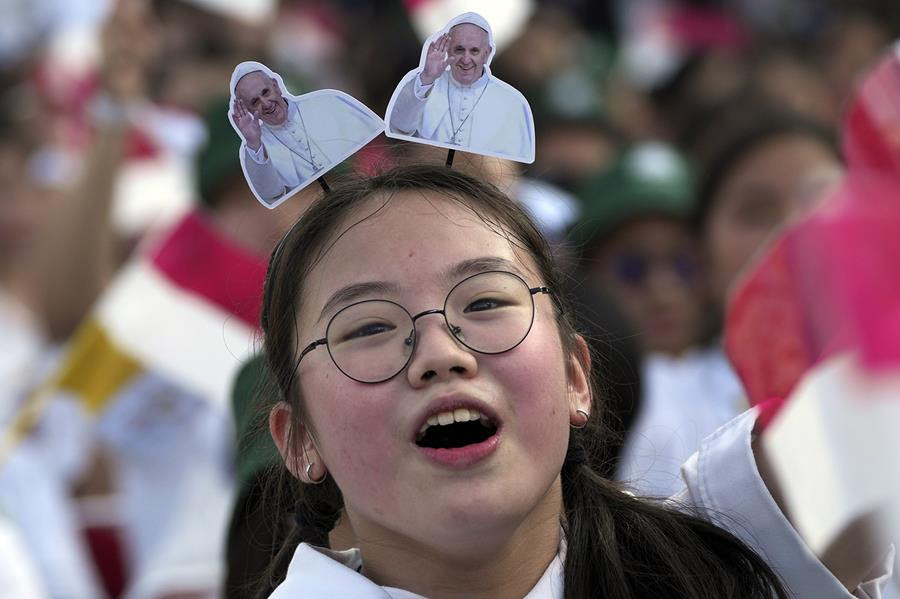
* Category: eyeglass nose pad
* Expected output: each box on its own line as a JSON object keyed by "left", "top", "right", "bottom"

{"left": 448, "top": 323, "right": 463, "bottom": 341}
{"left": 404, "top": 330, "right": 415, "bottom": 347}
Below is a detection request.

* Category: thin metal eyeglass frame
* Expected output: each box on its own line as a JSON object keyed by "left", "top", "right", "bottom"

{"left": 294, "top": 270, "right": 552, "bottom": 384}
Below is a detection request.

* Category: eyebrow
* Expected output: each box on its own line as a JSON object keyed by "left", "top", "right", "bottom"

{"left": 445, "top": 257, "right": 525, "bottom": 281}
{"left": 317, "top": 280, "right": 400, "bottom": 323}
{"left": 316, "top": 257, "right": 526, "bottom": 322}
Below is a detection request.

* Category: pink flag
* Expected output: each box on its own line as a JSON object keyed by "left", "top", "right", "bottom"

{"left": 725, "top": 43, "right": 900, "bottom": 429}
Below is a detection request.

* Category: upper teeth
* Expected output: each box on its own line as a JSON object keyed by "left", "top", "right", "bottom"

{"left": 419, "top": 408, "right": 488, "bottom": 435}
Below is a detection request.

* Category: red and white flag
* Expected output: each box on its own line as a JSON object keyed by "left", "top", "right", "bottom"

{"left": 724, "top": 42, "right": 900, "bottom": 556}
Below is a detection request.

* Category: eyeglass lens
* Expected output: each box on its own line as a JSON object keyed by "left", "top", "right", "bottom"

{"left": 324, "top": 271, "right": 537, "bottom": 382}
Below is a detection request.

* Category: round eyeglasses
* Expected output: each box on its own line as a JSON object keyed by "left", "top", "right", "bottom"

{"left": 296, "top": 270, "right": 552, "bottom": 384}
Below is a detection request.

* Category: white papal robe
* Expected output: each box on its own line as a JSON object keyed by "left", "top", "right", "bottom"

{"left": 243, "top": 92, "right": 383, "bottom": 204}
{"left": 388, "top": 66, "right": 534, "bottom": 163}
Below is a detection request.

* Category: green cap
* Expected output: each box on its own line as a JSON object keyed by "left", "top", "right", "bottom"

{"left": 571, "top": 142, "right": 695, "bottom": 251}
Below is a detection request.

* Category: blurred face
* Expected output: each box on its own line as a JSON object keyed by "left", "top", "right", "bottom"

{"left": 449, "top": 24, "right": 491, "bottom": 86}
{"left": 592, "top": 218, "right": 704, "bottom": 356}
{"left": 286, "top": 192, "right": 587, "bottom": 561}
{"left": 235, "top": 71, "right": 287, "bottom": 126}
{"left": 704, "top": 133, "right": 842, "bottom": 309}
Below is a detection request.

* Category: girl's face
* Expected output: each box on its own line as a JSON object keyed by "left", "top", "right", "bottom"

{"left": 274, "top": 191, "right": 590, "bottom": 560}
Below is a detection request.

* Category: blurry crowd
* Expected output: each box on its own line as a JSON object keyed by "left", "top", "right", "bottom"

{"left": 1, "top": 0, "right": 898, "bottom": 597}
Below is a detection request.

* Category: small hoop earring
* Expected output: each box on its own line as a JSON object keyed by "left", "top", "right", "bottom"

{"left": 305, "top": 461, "right": 327, "bottom": 485}
{"left": 571, "top": 409, "right": 590, "bottom": 429}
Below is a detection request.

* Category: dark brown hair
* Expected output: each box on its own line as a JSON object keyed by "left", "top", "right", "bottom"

{"left": 257, "top": 164, "right": 788, "bottom": 598}
{"left": 691, "top": 99, "right": 840, "bottom": 234}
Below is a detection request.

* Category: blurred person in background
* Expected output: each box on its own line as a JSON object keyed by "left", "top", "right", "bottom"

{"left": 0, "top": 1, "right": 163, "bottom": 595}
{"left": 575, "top": 143, "right": 702, "bottom": 359}
{"left": 98, "top": 95, "right": 308, "bottom": 599}
{"left": 1, "top": 0, "right": 305, "bottom": 596}
{"left": 571, "top": 142, "right": 736, "bottom": 497}
{"left": 0, "top": 100, "right": 103, "bottom": 599}
{"left": 593, "top": 99, "right": 842, "bottom": 499}
{"left": 593, "top": 101, "right": 841, "bottom": 498}
{"left": 692, "top": 99, "right": 843, "bottom": 321}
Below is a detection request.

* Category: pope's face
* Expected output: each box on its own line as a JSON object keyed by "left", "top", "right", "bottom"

{"left": 449, "top": 24, "right": 491, "bottom": 86}
{"left": 235, "top": 71, "right": 288, "bottom": 126}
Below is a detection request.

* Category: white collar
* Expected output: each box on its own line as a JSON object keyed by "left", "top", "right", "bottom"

{"left": 271, "top": 536, "right": 565, "bottom": 598}
{"left": 448, "top": 66, "right": 490, "bottom": 92}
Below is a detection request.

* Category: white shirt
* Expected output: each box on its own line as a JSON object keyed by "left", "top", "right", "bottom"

{"left": 676, "top": 408, "right": 894, "bottom": 599}
{"left": 617, "top": 347, "right": 746, "bottom": 497}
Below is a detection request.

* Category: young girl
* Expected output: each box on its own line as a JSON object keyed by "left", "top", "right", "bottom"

{"left": 257, "top": 164, "right": 886, "bottom": 598}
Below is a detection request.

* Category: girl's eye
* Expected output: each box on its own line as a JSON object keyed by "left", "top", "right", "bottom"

{"left": 343, "top": 322, "right": 395, "bottom": 341}
{"left": 464, "top": 298, "right": 504, "bottom": 313}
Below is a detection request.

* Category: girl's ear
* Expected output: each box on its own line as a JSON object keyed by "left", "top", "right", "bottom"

{"left": 566, "top": 335, "right": 593, "bottom": 425}
{"left": 269, "top": 401, "right": 327, "bottom": 483}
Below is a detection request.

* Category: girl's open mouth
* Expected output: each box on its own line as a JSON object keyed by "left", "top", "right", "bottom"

{"left": 415, "top": 408, "right": 500, "bottom": 468}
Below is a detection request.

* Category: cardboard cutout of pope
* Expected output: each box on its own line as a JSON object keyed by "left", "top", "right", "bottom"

{"left": 385, "top": 12, "right": 536, "bottom": 164}
{"left": 229, "top": 61, "right": 384, "bottom": 208}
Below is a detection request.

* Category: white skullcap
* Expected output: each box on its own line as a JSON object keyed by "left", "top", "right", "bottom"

{"left": 447, "top": 12, "right": 494, "bottom": 47}
{"left": 229, "top": 61, "right": 280, "bottom": 96}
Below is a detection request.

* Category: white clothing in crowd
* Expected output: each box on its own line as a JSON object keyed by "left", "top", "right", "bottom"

{"left": 0, "top": 513, "right": 46, "bottom": 598}
{"left": 97, "top": 371, "right": 234, "bottom": 599}
{"left": 0, "top": 290, "right": 104, "bottom": 598}
{"left": 616, "top": 346, "right": 746, "bottom": 497}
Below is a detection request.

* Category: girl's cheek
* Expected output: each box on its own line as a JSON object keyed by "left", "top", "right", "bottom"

{"left": 502, "top": 331, "right": 569, "bottom": 417}
{"left": 313, "top": 384, "right": 398, "bottom": 467}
